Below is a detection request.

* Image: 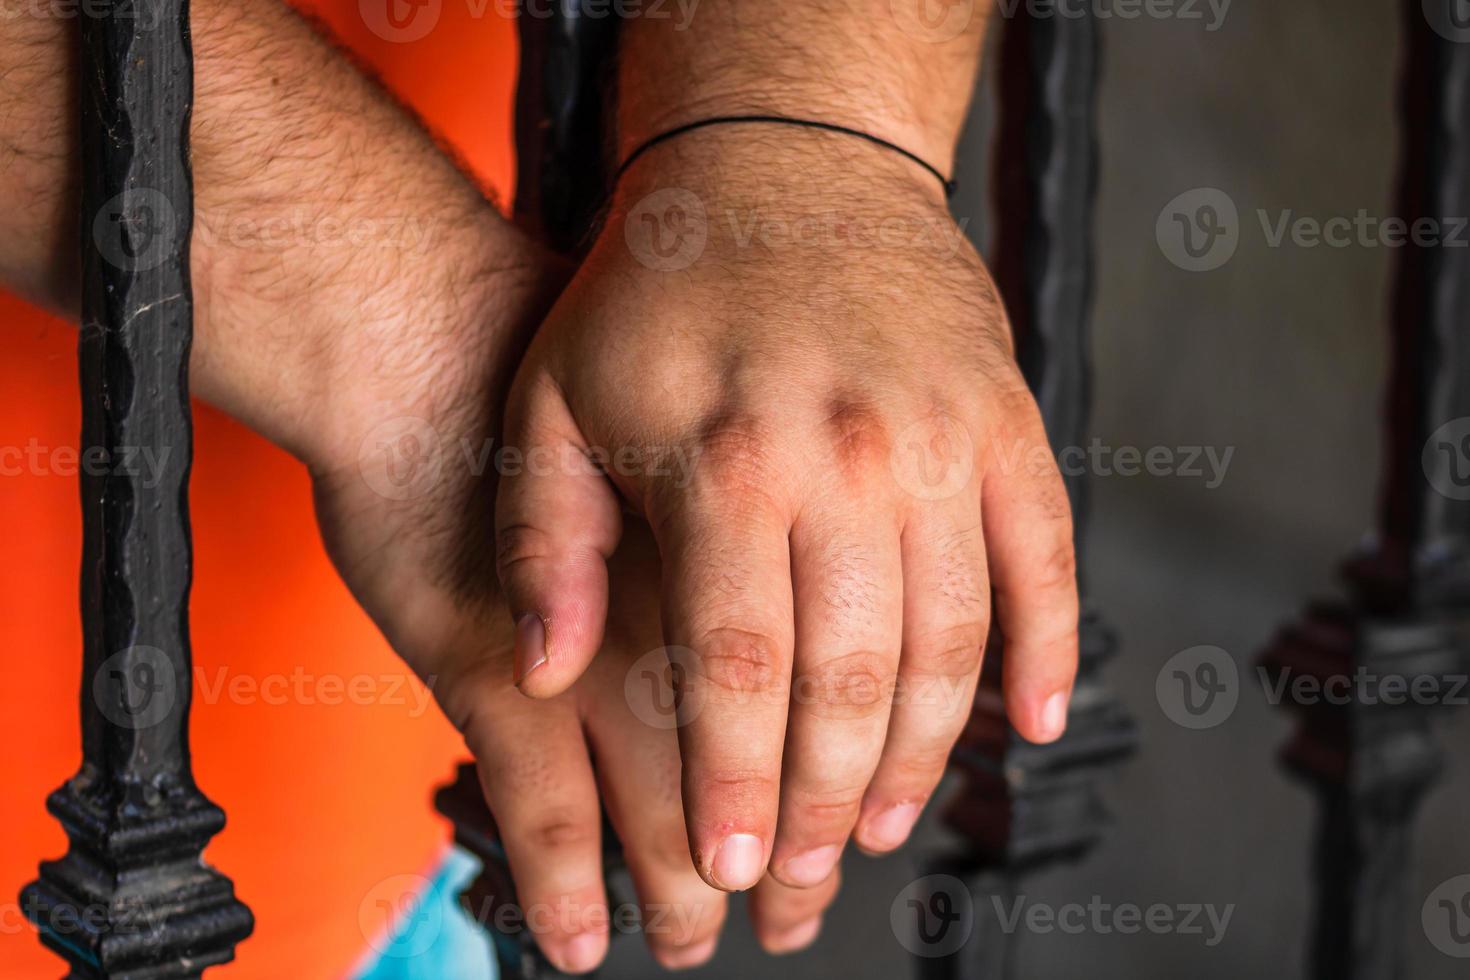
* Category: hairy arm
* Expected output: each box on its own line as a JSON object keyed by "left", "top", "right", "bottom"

{"left": 0, "top": 0, "right": 553, "bottom": 472}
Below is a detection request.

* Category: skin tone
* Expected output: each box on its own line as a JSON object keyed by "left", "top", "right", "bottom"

{"left": 497, "top": 0, "right": 1079, "bottom": 898}
{"left": 0, "top": 0, "right": 835, "bottom": 970}
{"left": 2, "top": 0, "right": 1082, "bottom": 972}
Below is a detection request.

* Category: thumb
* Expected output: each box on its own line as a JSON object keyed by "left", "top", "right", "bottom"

{"left": 495, "top": 375, "right": 622, "bottom": 698}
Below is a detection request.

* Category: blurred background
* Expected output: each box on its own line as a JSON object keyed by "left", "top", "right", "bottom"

{"left": 4, "top": 0, "right": 1469, "bottom": 977}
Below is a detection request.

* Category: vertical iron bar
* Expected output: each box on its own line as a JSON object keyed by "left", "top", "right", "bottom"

{"left": 20, "top": 0, "right": 253, "bottom": 974}
{"left": 926, "top": 8, "right": 1135, "bottom": 978}
{"left": 1256, "top": 3, "right": 1470, "bottom": 978}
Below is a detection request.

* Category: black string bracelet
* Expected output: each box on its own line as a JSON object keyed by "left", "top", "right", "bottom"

{"left": 615, "top": 115, "right": 958, "bottom": 198}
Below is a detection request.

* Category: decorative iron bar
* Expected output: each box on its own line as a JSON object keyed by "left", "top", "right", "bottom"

{"left": 922, "top": 8, "right": 1135, "bottom": 979}
{"left": 1256, "top": 2, "right": 1470, "bottom": 978}
{"left": 21, "top": 0, "right": 254, "bottom": 975}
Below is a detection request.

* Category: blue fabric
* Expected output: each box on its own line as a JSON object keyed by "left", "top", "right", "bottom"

{"left": 351, "top": 848, "right": 496, "bottom": 980}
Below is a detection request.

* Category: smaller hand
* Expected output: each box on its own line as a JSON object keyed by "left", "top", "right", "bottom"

{"left": 419, "top": 525, "right": 842, "bottom": 972}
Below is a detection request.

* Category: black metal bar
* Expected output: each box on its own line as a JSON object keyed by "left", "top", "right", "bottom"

{"left": 1255, "top": 3, "right": 1470, "bottom": 978}
{"left": 20, "top": 0, "right": 252, "bottom": 975}
{"left": 511, "top": 1, "right": 617, "bottom": 254}
{"left": 922, "top": 8, "right": 1134, "bottom": 978}
{"left": 1380, "top": 0, "right": 1470, "bottom": 601}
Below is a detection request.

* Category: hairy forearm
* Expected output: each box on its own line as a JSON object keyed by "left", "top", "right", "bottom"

{"left": 0, "top": 0, "right": 554, "bottom": 470}
{"left": 617, "top": 0, "right": 987, "bottom": 178}
{"left": 0, "top": 8, "right": 76, "bottom": 309}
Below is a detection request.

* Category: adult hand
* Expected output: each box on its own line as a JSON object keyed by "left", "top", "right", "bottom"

{"left": 495, "top": 0, "right": 1078, "bottom": 895}
{"left": 496, "top": 127, "right": 1079, "bottom": 896}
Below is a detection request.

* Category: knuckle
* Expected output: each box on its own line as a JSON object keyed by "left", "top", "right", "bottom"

{"left": 692, "top": 627, "right": 786, "bottom": 699}
{"left": 912, "top": 623, "right": 986, "bottom": 679}
{"left": 1042, "top": 487, "right": 1075, "bottom": 524}
{"left": 821, "top": 396, "right": 891, "bottom": 480}
{"left": 981, "top": 385, "right": 1048, "bottom": 460}
{"left": 702, "top": 767, "right": 781, "bottom": 795}
{"left": 689, "top": 412, "right": 781, "bottom": 500}
{"left": 689, "top": 768, "right": 781, "bottom": 818}
{"left": 992, "top": 379, "right": 1043, "bottom": 424}
{"left": 788, "top": 781, "right": 868, "bottom": 823}
{"left": 793, "top": 649, "right": 895, "bottom": 720}
{"left": 887, "top": 742, "right": 958, "bottom": 786}
{"left": 494, "top": 522, "right": 550, "bottom": 577}
{"left": 522, "top": 810, "right": 598, "bottom": 853}
{"left": 1034, "top": 539, "right": 1079, "bottom": 593}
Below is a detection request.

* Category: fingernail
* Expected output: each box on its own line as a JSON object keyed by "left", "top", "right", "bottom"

{"left": 1040, "top": 690, "right": 1069, "bottom": 741}
{"left": 862, "top": 802, "right": 922, "bottom": 851}
{"left": 560, "top": 931, "right": 606, "bottom": 973}
{"left": 765, "top": 916, "right": 822, "bottom": 954}
{"left": 710, "top": 833, "right": 765, "bottom": 891}
{"left": 780, "top": 844, "right": 842, "bottom": 887}
{"left": 654, "top": 935, "right": 717, "bottom": 970}
{"left": 514, "top": 613, "right": 547, "bottom": 686}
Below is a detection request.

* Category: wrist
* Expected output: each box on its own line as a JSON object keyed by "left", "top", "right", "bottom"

{"left": 192, "top": 211, "right": 562, "bottom": 478}
{"left": 609, "top": 128, "right": 973, "bottom": 269}
{"left": 617, "top": 124, "right": 951, "bottom": 206}
{"left": 617, "top": 1, "right": 986, "bottom": 178}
